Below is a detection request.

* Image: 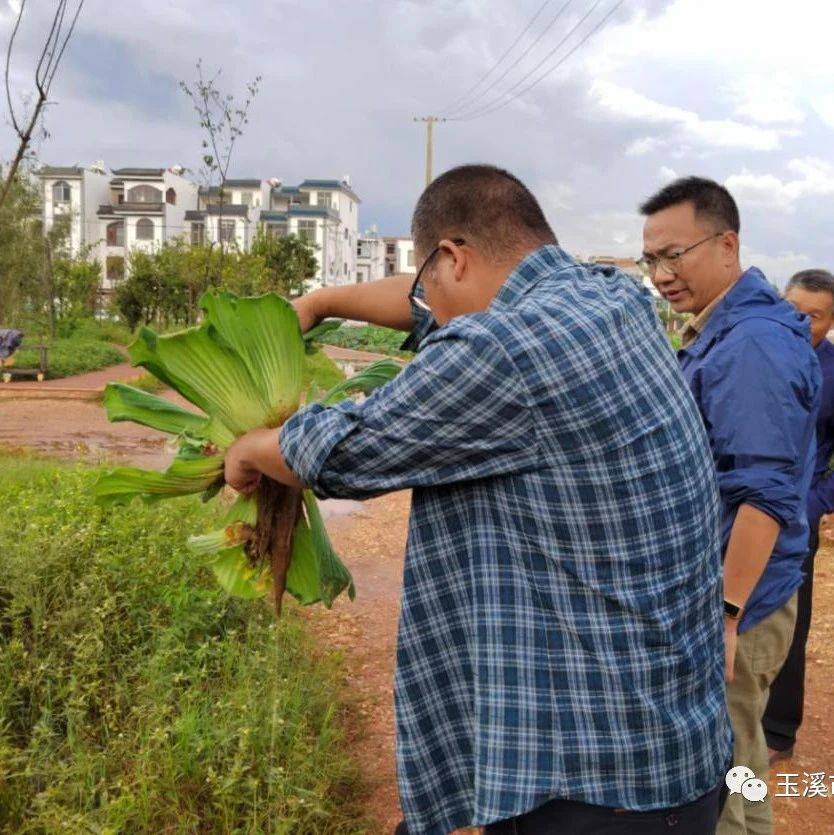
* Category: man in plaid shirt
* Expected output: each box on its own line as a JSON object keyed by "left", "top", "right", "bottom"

{"left": 225, "top": 165, "right": 733, "bottom": 834}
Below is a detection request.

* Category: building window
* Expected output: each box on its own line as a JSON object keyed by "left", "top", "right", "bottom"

{"left": 136, "top": 217, "right": 154, "bottom": 241}
{"left": 219, "top": 219, "right": 236, "bottom": 244}
{"left": 344, "top": 228, "right": 349, "bottom": 240}
{"left": 127, "top": 185, "right": 163, "bottom": 203}
{"left": 240, "top": 192, "right": 252, "bottom": 207}
{"left": 266, "top": 222, "right": 287, "bottom": 238}
{"left": 106, "top": 256, "right": 125, "bottom": 282}
{"left": 52, "top": 180, "right": 71, "bottom": 204}
{"left": 343, "top": 262, "right": 348, "bottom": 276}
{"left": 106, "top": 221, "right": 125, "bottom": 247}
{"left": 190, "top": 222, "right": 205, "bottom": 246}
{"left": 166, "top": 187, "right": 176, "bottom": 205}
{"left": 386, "top": 243, "right": 395, "bottom": 256}
{"left": 297, "top": 220, "right": 316, "bottom": 243}
{"left": 407, "top": 250, "right": 415, "bottom": 267}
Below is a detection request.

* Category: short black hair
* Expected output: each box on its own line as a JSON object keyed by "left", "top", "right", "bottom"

{"left": 787, "top": 268, "right": 834, "bottom": 302}
{"left": 411, "top": 164, "right": 556, "bottom": 260}
{"left": 639, "top": 176, "right": 740, "bottom": 234}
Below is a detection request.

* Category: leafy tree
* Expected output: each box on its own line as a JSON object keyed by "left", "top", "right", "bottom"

{"left": 250, "top": 230, "right": 318, "bottom": 298}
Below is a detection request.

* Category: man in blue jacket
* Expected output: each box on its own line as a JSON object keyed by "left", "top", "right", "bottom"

{"left": 639, "top": 177, "right": 820, "bottom": 835}
{"left": 764, "top": 269, "right": 834, "bottom": 763}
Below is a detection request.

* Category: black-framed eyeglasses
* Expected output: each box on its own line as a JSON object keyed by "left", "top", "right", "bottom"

{"left": 637, "top": 232, "right": 724, "bottom": 278}
{"left": 408, "top": 238, "right": 466, "bottom": 312}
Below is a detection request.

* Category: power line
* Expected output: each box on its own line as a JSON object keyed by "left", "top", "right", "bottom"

{"left": 440, "top": 0, "right": 554, "bottom": 117}
{"left": 443, "top": 0, "right": 577, "bottom": 120}
{"left": 449, "top": 0, "right": 625, "bottom": 122}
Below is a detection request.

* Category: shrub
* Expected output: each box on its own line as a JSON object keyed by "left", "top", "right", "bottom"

{"left": 0, "top": 455, "right": 365, "bottom": 833}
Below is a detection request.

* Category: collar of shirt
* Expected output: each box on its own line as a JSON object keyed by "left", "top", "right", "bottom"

{"left": 489, "top": 244, "right": 577, "bottom": 312}
{"left": 680, "top": 279, "right": 738, "bottom": 348}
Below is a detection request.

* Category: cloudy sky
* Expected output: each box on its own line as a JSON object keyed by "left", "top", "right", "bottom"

{"left": 2, "top": 0, "right": 833, "bottom": 283}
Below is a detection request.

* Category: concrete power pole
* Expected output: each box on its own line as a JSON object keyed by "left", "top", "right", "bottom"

{"left": 414, "top": 116, "right": 446, "bottom": 187}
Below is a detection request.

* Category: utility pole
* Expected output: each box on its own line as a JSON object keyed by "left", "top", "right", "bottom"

{"left": 414, "top": 116, "right": 446, "bottom": 187}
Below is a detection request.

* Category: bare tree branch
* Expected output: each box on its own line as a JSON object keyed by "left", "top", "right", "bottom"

{"left": 4, "top": 0, "right": 27, "bottom": 135}
{"left": 1, "top": 0, "right": 85, "bottom": 210}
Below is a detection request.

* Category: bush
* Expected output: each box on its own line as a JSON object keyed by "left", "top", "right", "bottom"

{"left": 0, "top": 455, "right": 365, "bottom": 833}
{"left": 317, "top": 325, "right": 412, "bottom": 358}
{"left": 14, "top": 336, "right": 125, "bottom": 379}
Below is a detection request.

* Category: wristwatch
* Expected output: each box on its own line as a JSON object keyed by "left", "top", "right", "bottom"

{"left": 724, "top": 599, "right": 744, "bottom": 620}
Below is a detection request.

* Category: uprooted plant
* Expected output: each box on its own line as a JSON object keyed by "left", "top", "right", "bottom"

{"left": 94, "top": 291, "right": 400, "bottom": 615}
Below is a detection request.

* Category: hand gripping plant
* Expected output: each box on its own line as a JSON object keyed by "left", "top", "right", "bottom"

{"left": 94, "top": 292, "right": 400, "bottom": 615}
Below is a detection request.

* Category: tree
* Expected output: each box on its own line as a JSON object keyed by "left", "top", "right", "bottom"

{"left": 179, "top": 61, "right": 261, "bottom": 278}
{"left": 2, "top": 1, "right": 85, "bottom": 209}
{"left": 250, "top": 230, "right": 318, "bottom": 298}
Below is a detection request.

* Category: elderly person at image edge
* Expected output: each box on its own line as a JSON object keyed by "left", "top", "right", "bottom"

{"left": 225, "top": 164, "right": 732, "bottom": 834}
{"left": 639, "top": 177, "right": 820, "bottom": 835}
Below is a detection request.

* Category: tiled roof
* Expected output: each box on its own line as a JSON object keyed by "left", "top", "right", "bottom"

{"left": 38, "top": 166, "right": 83, "bottom": 178}
{"left": 299, "top": 179, "right": 360, "bottom": 203}
{"left": 205, "top": 204, "right": 249, "bottom": 217}
{"left": 111, "top": 168, "right": 165, "bottom": 177}
{"left": 223, "top": 179, "right": 262, "bottom": 188}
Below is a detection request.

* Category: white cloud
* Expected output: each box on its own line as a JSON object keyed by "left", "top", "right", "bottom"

{"left": 741, "top": 248, "right": 813, "bottom": 287}
{"left": 589, "top": 80, "right": 783, "bottom": 152}
{"left": 726, "top": 77, "right": 804, "bottom": 125}
{"left": 811, "top": 93, "right": 834, "bottom": 129}
{"left": 726, "top": 157, "right": 834, "bottom": 213}
{"left": 625, "top": 136, "right": 663, "bottom": 156}
{"left": 658, "top": 166, "right": 678, "bottom": 182}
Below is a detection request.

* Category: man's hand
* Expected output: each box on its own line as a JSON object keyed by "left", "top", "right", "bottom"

{"left": 223, "top": 427, "right": 306, "bottom": 493}
{"left": 724, "top": 616, "right": 739, "bottom": 682}
{"left": 292, "top": 293, "right": 322, "bottom": 334}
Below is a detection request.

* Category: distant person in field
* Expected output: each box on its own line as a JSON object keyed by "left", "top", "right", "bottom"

{"left": 639, "top": 177, "right": 820, "bottom": 835}
{"left": 763, "top": 268, "right": 834, "bottom": 765}
{"left": 225, "top": 164, "right": 732, "bottom": 834}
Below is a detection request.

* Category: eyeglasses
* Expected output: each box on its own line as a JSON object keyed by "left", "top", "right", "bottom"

{"left": 408, "top": 238, "right": 466, "bottom": 313}
{"left": 637, "top": 232, "right": 724, "bottom": 278}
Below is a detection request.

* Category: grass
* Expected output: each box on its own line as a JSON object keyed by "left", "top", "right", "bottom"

{"left": 0, "top": 454, "right": 366, "bottom": 833}
{"left": 10, "top": 319, "right": 130, "bottom": 380}
{"left": 316, "top": 325, "right": 413, "bottom": 359}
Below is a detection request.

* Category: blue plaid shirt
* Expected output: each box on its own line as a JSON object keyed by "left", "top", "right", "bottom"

{"left": 280, "top": 245, "right": 733, "bottom": 834}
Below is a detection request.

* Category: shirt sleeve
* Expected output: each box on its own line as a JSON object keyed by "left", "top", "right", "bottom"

{"left": 700, "top": 332, "right": 819, "bottom": 527}
{"left": 279, "top": 320, "right": 540, "bottom": 500}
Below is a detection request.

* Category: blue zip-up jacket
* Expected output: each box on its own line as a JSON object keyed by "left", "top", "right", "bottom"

{"left": 679, "top": 268, "right": 821, "bottom": 633}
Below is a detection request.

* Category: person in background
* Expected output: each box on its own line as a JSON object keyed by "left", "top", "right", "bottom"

{"left": 764, "top": 268, "right": 834, "bottom": 764}
{"left": 639, "top": 176, "right": 820, "bottom": 835}
{"left": 225, "top": 165, "right": 733, "bottom": 834}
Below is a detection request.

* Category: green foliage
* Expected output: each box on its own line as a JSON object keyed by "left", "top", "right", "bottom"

{"left": 114, "top": 238, "right": 318, "bottom": 330}
{"left": 303, "top": 349, "right": 346, "bottom": 393}
{"left": 0, "top": 454, "right": 365, "bottom": 833}
{"left": 251, "top": 230, "right": 318, "bottom": 298}
{"left": 316, "top": 324, "right": 413, "bottom": 359}
{"left": 14, "top": 334, "right": 124, "bottom": 379}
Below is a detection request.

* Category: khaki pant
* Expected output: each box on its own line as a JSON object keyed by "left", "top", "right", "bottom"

{"left": 717, "top": 593, "right": 798, "bottom": 835}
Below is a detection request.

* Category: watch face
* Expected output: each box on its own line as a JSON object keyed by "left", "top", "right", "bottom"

{"left": 724, "top": 600, "right": 742, "bottom": 618}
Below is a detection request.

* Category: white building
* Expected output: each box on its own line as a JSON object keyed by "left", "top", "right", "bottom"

{"left": 39, "top": 164, "right": 367, "bottom": 293}
{"left": 384, "top": 236, "right": 416, "bottom": 276}
{"left": 357, "top": 227, "right": 387, "bottom": 283}
{"left": 38, "top": 164, "right": 112, "bottom": 258}
{"left": 95, "top": 167, "right": 199, "bottom": 291}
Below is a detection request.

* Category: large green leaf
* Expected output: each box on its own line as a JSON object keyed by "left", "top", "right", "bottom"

{"left": 303, "top": 318, "right": 343, "bottom": 353}
{"left": 319, "top": 358, "right": 402, "bottom": 406}
{"left": 102, "top": 383, "right": 216, "bottom": 439}
{"left": 94, "top": 453, "right": 224, "bottom": 506}
{"left": 211, "top": 548, "right": 271, "bottom": 600}
{"left": 128, "top": 325, "right": 269, "bottom": 436}
{"left": 200, "top": 291, "right": 305, "bottom": 427}
{"left": 302, "top": 491, "right": 355, "bottom": 606}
